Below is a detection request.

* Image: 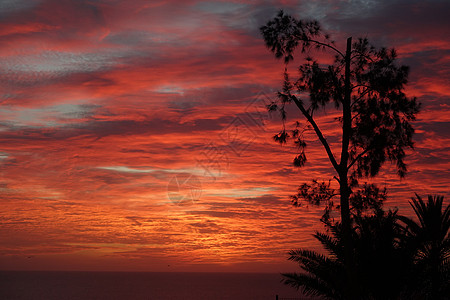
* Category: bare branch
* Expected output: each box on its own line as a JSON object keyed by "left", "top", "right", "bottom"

{"left": 304, "top": 39, "right": 345, "bottom": 58}
{"left": 348, "top": 147, "right": 371, "bottom": 170}
{"left": 351, "top": 87, "right": 372, "bottom": 108}
{"left": 290, "top": 94, "right": 340, "bottom": 173}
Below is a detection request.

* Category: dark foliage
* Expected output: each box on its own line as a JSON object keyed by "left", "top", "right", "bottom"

{"left": 398, "top": 195, "right": 450, "bottom": 299}
{"left": 260, "top": 11, "right": 447, "bottom": 300}
{"left": 282, "top": 198, "right": 450, "bottom": 299}
{"left": 260, "top": 10, "right": 420, "bottom": 220}
{"left": 291, "top": 181, "right": 387, "bottom": 224}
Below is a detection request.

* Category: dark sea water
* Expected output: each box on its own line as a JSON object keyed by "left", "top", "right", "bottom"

{"left": 0, "top": 271, "right": 313, "bottom": 300}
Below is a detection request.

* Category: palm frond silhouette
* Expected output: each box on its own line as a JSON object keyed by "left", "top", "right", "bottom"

{"left": 282, "top": 210, "right": 415, "bottom": 299}
{"left": 398, "top": 195, "right": 450, "bottom": 299}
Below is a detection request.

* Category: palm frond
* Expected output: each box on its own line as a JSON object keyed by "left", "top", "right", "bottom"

{"left": 281, "top": 272, "right": 341, "bottom": 299}
{"left": 313, "top": 231, "right": 343, "bottom": 259}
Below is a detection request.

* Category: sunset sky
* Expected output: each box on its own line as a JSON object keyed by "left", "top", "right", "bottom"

{"left": 1, "top": 0, "right": 449, "bottom": 272}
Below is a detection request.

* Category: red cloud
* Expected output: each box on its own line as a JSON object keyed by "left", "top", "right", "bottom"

{"left": 0, "top": 0, "right": 448, "bottom": 272}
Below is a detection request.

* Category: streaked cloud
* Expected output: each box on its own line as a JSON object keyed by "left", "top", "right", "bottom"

{"left": 0, "top": 0, "right": 448, "bottom": 272}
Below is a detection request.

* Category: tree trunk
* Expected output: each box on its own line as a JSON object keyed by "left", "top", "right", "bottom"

{"left": 340, "top": 36, "right": 354, "bottom": 298}
{"left": 340, "top": 36, "right": 352, "bottom": 251}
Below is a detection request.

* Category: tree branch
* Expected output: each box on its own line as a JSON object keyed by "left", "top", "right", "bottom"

{"left": 290, "top": 94, "right": 340, "bottom": 173}
{"left": 304, "top": 39, "right": 345, "bottom": 58}
{"left": 333, "top": 176, "right": 340, "bottom": 183}
{"left": 350, "top": 51, "right": 375, "bottom": 63}
{"left": 347, "top": 147, "right": 370, "bottom": 170}
{"left": 351, "top": 112, "right": 361, "bottom": 121}
{"left": 350, "top": 87, "right": 372, "bottom": 108}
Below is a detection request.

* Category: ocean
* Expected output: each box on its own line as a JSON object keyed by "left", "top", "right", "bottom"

{"left": 0, "top": 271, "right": 313, "bottom": 300}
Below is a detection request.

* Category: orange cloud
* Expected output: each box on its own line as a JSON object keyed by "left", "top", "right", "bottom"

{"left": 0, "top": 0, "right": 448, "bottom": 272}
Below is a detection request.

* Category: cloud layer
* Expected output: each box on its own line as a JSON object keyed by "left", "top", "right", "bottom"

{"left": 0, "top": 0, "right": 449, "bottom": 272}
